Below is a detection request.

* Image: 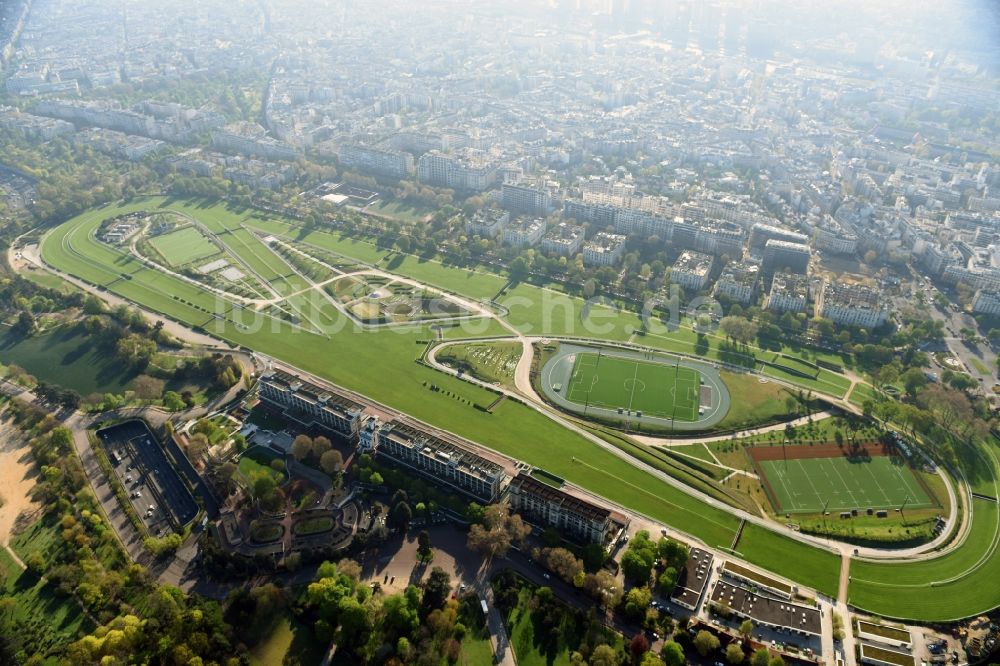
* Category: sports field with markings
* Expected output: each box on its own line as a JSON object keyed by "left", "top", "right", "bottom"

{"left": 565, "top": 352, "right": 702, "bottom": 421}
{"left": 754, "top": 449, "right": 934, "bottom": 514}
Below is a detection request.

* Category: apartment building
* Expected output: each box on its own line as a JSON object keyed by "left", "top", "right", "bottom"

{"left": 338, "top": 143, "right": 414, "bottom": 179}
{"left": 502, "top": 217, "right": 547, "bottom": 249}
{"left": 714, "top": 261, "right": 759, "bottom": 305}
{"left": 465, "top": 208, "right": 509, "bottom": 239}
{"left": 582, "top": 232, "right": 627, "bottom": 266}
{"left": 817, "top": 282, "right": 889, "bottom": 329}
{"left": 501, "top": 181, "right": 552, "bottom": 216}
{"left": 670, "top": 251, "right": 714, "bottom": 291}
{"left": 765, "top": 272, "right": 810, "bottom": 314}
{"left": 541, "top": 222, "right": 585, "bottom": 257}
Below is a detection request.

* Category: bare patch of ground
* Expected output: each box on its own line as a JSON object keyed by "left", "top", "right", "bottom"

{"left": 0, "top": 414, "right": 40, "bottom": 545}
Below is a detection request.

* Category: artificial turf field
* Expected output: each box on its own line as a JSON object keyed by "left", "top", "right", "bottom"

{"left": 565, "top": 352, "right": 701, "bottom": 420}
{"left": 148, "top": 226, "right": 220, "bottom": 266}
{"left": 757, "top": 454, "right": 933, "bottom": 514}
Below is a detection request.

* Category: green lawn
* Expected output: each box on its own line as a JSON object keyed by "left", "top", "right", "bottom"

{"left": 566, "top": 352, "right": 701, "bottom": 420}
{"left": 217, "top": 227, "right": 295, "bottom": 283}
{"left": 0, "top": 324, "right": 140, "bottom": 395}
{"left": 239, "top": 447, "right": 287, "bottom": 485}
{"left": 670, "top": 443, "right": 718, "bottom": 465}
{"left": 437, "top": 341, "right": 522, "bottom": 388}
{"left": 148, "top": 226, "right": 220, "bottom": 267}
{"left": 506, "top": 586, "right": 623, "bottom": 666}
{"left": 39, "top": 198, "right": 961, "bottom": 615}
{"left": 715, "top": 372, "right": 792, "bottom": 430}
{"left": 364, "top": 198, "right": 434, "bottom": 223}
{"left": 734, "top": 524, "right": 842, "bottom": 596}
{"left": 758, "top": 455, "right": 933, "bottom": 514}
{"left": 248, "top": 615, "right": 325, "bottom": 666}
{"left": 0, "top": 544, "right": 93, "bottom": 655}
{"left": 499, "top": 283, "right": 641, "bottom": 341}
{"left": 18, "top": 267, "right": 84, "bottom": 295}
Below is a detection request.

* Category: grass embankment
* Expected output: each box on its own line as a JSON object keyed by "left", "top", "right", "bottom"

{"left": 436, "top": 341, "right": 522, "bottom": 389}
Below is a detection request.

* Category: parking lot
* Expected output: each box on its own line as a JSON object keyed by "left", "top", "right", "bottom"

{"left": 96, "top": 420, "right": 198, "bottom": 534}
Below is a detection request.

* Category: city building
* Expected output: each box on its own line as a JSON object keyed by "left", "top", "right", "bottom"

{"left": 713, "top": 261, "right": 759, "bottom": 304}
{"left": 750, "top": 223, "right": 808, "bottom": 252}
{"left": 670, "top": 251, "right": 714, "bottom": 291}
{"left": 582, "top": 232, "right": 627, "bottom": 266}
{"left": 465, "top": 208, "right": 509, "bottom": 239}
{"left": 258, "top": 369, "right": 365, "bottom": 438}
{"left": 972, "top": 289, "right": 1000, "bottom": 316}
{"left": 338, "top": 143, "right": 414, "bottom": 179}
{"left": 541, "top": 221, "right": 585, "bottom": 257}
{"left": 502, "top": 217, "right": 547, "bottom": 249}
{"left": 762, "top": 239, "right": 811, "bottom": 282}
{"left": 507, "top": 473, "right": 613, "bottom": 545}
{"left": 765, "top": 272, "right": 810, "bottom": 314}
{"left": 817, "top": 281, "right": 889, "bottom": 329}
{"left": 501, "top": 182, "right": 552, "bottom": 217}
{"left": 417, "top": 149, "right": 500, "bottom": 192}
{"left": 368, "top": 419, "right": 507, "bottom": 503}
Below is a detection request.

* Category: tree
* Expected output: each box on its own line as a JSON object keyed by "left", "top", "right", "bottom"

{"left": 417, "top": 529, "right": 432, "bottom": 558}
{"left": 739, "top": 619, "right": 754, "bottom": 638}
{"left": 590, "top": 644, "right": 621, "bottom": 666}
{"left": 369, "top": 471, "right": 384, "bottom": 486}
{"left": 133, "top": 375, "right": 165, "bottom": 401}
{"left": 466, "top": 504, "right": 531, "bottom": 561}
{"left": 694, "top": 630, "right": 720, "bottom": 656}
{"left": 662, "top": 641, "right": 685, "bottom": 666}
{"left": 752, "top": 648, "right": 771, "bottom": 666}
{"left": 319, "top": 449, "right": 343, "bottom": 474}
{"left": 422, "top": 567, "right": 451, "bottom": 611}
{"left": 624, "top": 586, "right": 653, "bottom": 621}
{"left": 312, "top": 436, "right": 332, "bottom": 457}
{"left": 13, "top": 310, "right": 35, "bottom": 336}
{"left": 726, "top": 642, "right": 745, "bottom": 665}
{"left": 291, "top": 435, "right": 313, "bottom": 461}
{"left": 542, "top": 547, "right": 583, "bottom": 583}
{"left": 630, "top": 634, "right": 651, "bottom": 661}
{"left": 642, "top": 653, "right": 666, "bottom": 666}
{"left": 583, "top": 570, "right": 622, "bottom": 608}
{"left": 390, "top": 501, "right": 412, "bottom": 533}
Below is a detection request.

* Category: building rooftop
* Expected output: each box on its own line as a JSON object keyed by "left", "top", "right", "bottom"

{"left": 381, "top": 419, "right": 506, "bottom": 481}
{"left": 822, "top": 281, "right": 883, "bottom": 310}
{"left": 260, "top": 368, "right": 365, "bottom": 415}
{"left": 770, "top": 272, "right": 810, "bottom": 298}
{"left": 509, "top": 473, "right": 612, "bottom": 523}
{"left": 717, "top": 261, "right": 760, "bottom": 286}
{"left": 673, "top": 250, "right": 714, "bottom": 275}
{"left": 710, "top": 579, "right": 822, "bottom": 636}
{"left": 671, "top": 547, "right": 713, "bottom": 608}
{"left": 584, "top": 231, "right": 627, "bottom": 252}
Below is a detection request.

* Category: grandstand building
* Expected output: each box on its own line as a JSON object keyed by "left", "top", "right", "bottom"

{"left": 365, "top": 419, "right": 507, "bottom": 503}
{"left": 507, "top": 473, "right": 614, "bottom": 545}
{"left": 258, "top": 369, "right": 365, "bottom": 438}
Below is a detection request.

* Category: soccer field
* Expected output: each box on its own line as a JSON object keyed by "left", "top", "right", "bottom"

{"left": 149, "top": 227, "right": 220, "bottom": 267}
{"left": 565, "top": 352, "right": 701, "bottom": 421}
{"left": 757, "top": 454, "right": 934, "bottom": 514}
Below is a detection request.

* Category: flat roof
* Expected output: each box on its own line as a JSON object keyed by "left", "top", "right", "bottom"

{"left": 710, "top": 580, "right": 822, "bottom": 636}
{"left": 380, "top": 419, "right": 506, "bottom": 481}
{"left": 671, "top": 547, "right": 713, "bottom": 608}
{"left": 509, "top": 473, "right": 612, "bottom": 523}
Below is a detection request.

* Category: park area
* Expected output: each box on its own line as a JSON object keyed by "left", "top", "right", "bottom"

{"left": 751, "top": 444, "right": 936, "bottom": 514}
{"left": 565, "top": 351, "right": 703, "bottom": 420}
{"left": 148, "top": 226, "right": 220, "bottom": 267}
